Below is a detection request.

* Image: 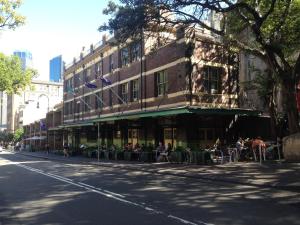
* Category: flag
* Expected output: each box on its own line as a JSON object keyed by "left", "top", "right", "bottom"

{"left": 100, "top": 76, "right": 112, "bottom": 85}
{"left": 85, "top": 82, "right": 97, "bottom": 89}
{"left": 40, "top": 121, "right": 47, "bottom": 131}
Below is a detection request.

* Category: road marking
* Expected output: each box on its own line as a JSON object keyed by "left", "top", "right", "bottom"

{"left": 102, "top": 189, "right": 125, "bottom": 198}
{"left": 12, "top": 161, "right": 214, "bottom": 225}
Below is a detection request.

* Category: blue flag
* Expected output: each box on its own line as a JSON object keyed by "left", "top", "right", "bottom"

{"left": 100, "top": 76, "right": 112, "bottom": 85}
{"left": 85, "top": 82, "right": 97, "bottom": 89}
{"left": 40, "top": 121, "right": 47, "bottom": 131}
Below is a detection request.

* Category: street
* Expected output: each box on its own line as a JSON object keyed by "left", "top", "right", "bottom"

{"left": 0, "top": 151, "right": 300, "bottom": 225}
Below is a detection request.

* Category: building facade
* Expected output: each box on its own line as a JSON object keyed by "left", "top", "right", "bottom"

{"left": 50, "top": 55, "right": 63, "bottom": 82}
{"left": 61, "top": 29, "right": 265, "bottom": 152}
{"left": 7, "top": 80, "right": 63, "bottom": 133}
{"left": 0, "top": 92, "right": 7, "bottom": 131}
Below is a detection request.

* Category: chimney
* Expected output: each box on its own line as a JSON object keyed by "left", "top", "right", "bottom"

{"left": 102, "top": 34, "right": 107, "bottom": 44}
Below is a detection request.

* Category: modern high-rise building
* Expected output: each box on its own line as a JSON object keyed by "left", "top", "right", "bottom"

{"left": 13, "top": 50, "right": 33, "bottom": 70}
{"left": 50, "top": 55, "right": 63, "bottom": 82}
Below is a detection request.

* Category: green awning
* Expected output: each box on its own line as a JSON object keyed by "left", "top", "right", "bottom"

{"left": 48, "top": 127, "right": 63, "bottom": 131}
{"left": 188, "top": 107, "right": 261, "bottom": 116}
{"left": 61, "top": 122, "right": 94, "bottom": 128}
{"left": 92, "top": 107, "right": 191, "bottom": 123}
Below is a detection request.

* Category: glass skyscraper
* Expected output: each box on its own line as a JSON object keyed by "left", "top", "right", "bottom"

{"left": 13, "top": 50, "right": 33, "bottom": 70}
{"left": 50, "top": 55, "right": 63, "bottom": 82}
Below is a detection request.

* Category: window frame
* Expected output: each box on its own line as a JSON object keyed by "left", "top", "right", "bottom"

{"left": 121, "top": 83, "right": 129, "bottom": 104}
{"left": 121, "top": 47, "right": 130, "bottom": 67}
{"left": 131, "top": 79, "right": 139, "bottom": 102}
{"left": 131, "top": 42, "right": 141, "bottom": 62}
{"left": 156, "top": 70, "right": 168, "bottom": 97}
{"left": 203, "top": 66, "right": 222, "bottom": 94}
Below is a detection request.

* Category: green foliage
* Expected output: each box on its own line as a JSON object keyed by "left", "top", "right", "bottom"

{"left": 0, "top": 0, "right": 25, "bottom": 30}
{"left": 0, "top": 53, "right": 37, "bottom": 94}
{"left": 13, "top": 128, "right": 23, "bottom": 143}
{"left": 0, "top": 131, "right": 13, "bottom": 144}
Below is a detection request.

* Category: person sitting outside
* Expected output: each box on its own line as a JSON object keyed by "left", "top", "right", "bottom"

{"left": 251, "top": 136, "right": 266, "bottom": 161}
{"left": 132, "top": 143, "right": 141, "bottom": 160}
{"left": 235, "top": 137, "right": 245, "bottom": 161}
{"left": 157, "top": 142, "right": 170, "bottom": 162}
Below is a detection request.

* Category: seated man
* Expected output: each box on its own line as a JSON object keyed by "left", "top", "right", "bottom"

{"left": 157, "top": 142, "right": 170, "bottom": 162}
{"left": 251, "top": 137, "right": 266, "bottom": 161}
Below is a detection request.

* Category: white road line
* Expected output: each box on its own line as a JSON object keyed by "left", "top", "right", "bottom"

{"left": 13, "top": 162, "right": 214, "bottom": 225}
{"left": 78, "top": 182, "right": 95, "bottom": 189}
{"left": 102, "top": 189, "right": 125, "bottom": 198}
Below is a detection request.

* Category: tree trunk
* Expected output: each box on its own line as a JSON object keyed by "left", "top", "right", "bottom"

{"left": 281, "top": 79, "right": 300, "bottom": 134}
{"left": 268, "top": 93, "right": 278, "bottom": 140}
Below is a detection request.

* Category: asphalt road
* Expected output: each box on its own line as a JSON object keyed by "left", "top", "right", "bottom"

{"left": 0, "top": 151, "right": 299, "bottom": 225}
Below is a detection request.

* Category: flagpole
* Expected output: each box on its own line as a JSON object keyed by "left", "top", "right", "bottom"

{"left": 108, "top": 86, "right": 128, "bottom": 105}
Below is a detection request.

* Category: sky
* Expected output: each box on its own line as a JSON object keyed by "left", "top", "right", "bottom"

{"left": 0, "top": 0, "right": 111, "bottom": 81}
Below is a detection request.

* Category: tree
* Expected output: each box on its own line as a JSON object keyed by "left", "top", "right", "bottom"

{"left": 13, "top": 127, "right": 23, "bottom": 143}
{"left": 100, "top": 0, "right": 300, "bottom": 134}
{"left": 0, "top": 0, "right": 25, "bottom": 30}
{"left": 0, "top": 53, "right": 37, "bottom": 94}
{"left": 0, "top": 131, "right": 14, "bottom": 144}
{"left": 0, "top": 0, "right": 35, "bottom": 94}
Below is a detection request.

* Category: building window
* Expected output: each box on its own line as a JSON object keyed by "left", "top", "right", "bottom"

{"left": 95, "top": 92, "right": 103, "bottom": 109}
{"left": 82, "top": 70, "right": 87, "bottom": 83}
{"left": 76, "top": 101, "right": 80, "bottom": 114}
{"left": 131, "top": 79, "right": 139, "bottom": 102}
{"left": 65, "top": 103, "right": 69, "bottom": 115}
{"left": 87, "top": 67, "right": 91, "bottom": 77}
{"left": 109, "top": 54, "right": 114, "bottom": 72}
{"left": 203, "top": 66, "right": 222, "bottom": 94}
{"left": 121, "top": 83, "right": 128, "bottom": 103}
{"left": 70, "top": 101, "right": 73, "bottom": 115}
{"left": 74, "top": 73, "right": 80, "bottom": 87}
{"left": 109, "top": 89, "right": 113, "bottom": 107}
{"left": 121, "top": 47, "right": 129, "bottom": 66}
{"left": 164, "top": 128, "right": 177, "bottom": 148}
{"left": 155, "top": 70, "right": 168, "bottom": 96}
{"left": 128, "top": 128, "right": 138, "bottom": 146}
{"left": 199, "top": 128, "right": 215, "bottom": 140}
{"left": 84, "top": 95, "right": 91, "bottom": 112}
{"left": 131, "top": 42, "right": 141, "bottom": 62}
{"left": 95, "top": 61, "right": 102, "bottom": 79}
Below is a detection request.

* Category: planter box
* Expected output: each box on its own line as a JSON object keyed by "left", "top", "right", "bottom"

{"left": 170, "top": 151, "right": 183, "bottom": 163}
{"left": 115, "top": 151, "right": 124, "bottom": 160}
{"left": 104, "top": 151, "right": 110, "bottom": 160}
{"left": 191, "top": 151, "right": 212, "bottom": 164}
{"left": 140, "top": 152, "right": 154, "bottom": 162}
{"left": 124, "top": 152, "right": 132, "bottom": 161}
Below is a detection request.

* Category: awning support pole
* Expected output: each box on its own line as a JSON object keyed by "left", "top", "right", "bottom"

{"left": 97, "top": 122, "right": 100, "bottom": 162}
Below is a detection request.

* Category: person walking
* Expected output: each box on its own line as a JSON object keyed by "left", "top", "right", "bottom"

{"left": 46, "top": 143, "right": 50, "bottom": 155}
{"left": 63, "top": 143, "right": 69, "bottom": 157}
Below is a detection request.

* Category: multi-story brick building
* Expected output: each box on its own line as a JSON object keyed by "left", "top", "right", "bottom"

{"left": 62, "top": 29, "right": 265, "bottom": 151}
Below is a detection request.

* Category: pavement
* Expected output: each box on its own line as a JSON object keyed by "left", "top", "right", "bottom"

{"left": 7, "top": 149, "right": 300, "bottom": 193}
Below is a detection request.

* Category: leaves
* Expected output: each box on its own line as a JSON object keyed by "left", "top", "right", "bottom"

{"left": 0, "top": 0, "right": 25, "bottom": 30}
{"left": 0, "top": 53, "right": 36, "bottom": 94}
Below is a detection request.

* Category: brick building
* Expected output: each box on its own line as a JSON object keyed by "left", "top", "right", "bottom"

{"left": 61, "top": 29, "right": 265, "bottom": 152}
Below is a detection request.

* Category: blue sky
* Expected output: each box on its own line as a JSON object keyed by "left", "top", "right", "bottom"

{"left": 0, "top": 0, "right": 111, "bottom": 80}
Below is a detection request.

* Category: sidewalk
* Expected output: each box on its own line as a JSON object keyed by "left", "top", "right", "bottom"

{"left": 11, "top": 150, "right": 300, "bottom": 193}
